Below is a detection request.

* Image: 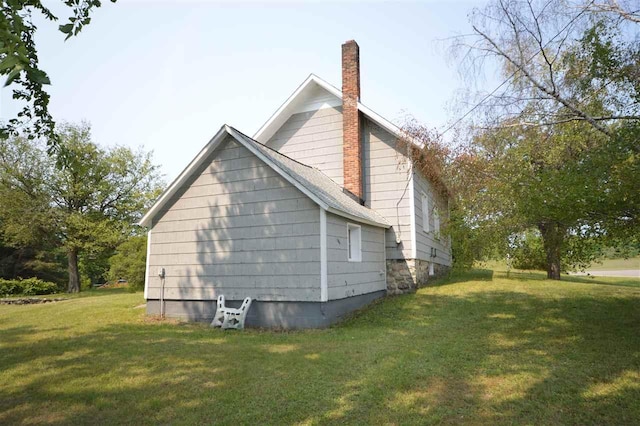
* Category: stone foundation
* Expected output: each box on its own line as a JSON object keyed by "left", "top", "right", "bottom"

{"left": 386, "top": 259, "right": 450, "bottom": 295}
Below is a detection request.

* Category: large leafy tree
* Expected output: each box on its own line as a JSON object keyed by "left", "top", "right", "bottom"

{"left": 404, "top": 0, "right": 638, "bottom": 279}
{"left": 452, "top": 0, "right": 639, "bottom": 133}
{"left": 0, "top": 122, "right": 162, "bottom": 292}
{"left": 0, "top": 0, "right": 115, "bottom": 148}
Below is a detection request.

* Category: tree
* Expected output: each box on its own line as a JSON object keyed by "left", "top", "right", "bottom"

{"left": 452, "top": 0, "right": 639, "bottom": 135}
{"left": 0, "top": 1, "right": 115, "bottom": 148}
{"left": 108, "top": 235, "right": 147, "bottom": 291}
{"left": 0, "top": 122, "right": 162, "bottom": 292}
{"left": 414, "top": 0, "right": 639, "bottom": 279}
{"left": 403, "top": 116, "right": 624, "bottom": 279}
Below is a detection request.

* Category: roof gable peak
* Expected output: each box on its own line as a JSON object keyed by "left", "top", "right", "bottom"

{"left": 253, "top": 74, "right": 406, "bottom": 146}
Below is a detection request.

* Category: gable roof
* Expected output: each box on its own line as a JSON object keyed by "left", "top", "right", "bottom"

{"left": 253, "top": 73, "right": 452, "bottom": 199}
{"left": 139, "top": 125, "right": 390, "bottom": 228}
{"left": 253, "top": 74, "right": 406, "bottom": 145}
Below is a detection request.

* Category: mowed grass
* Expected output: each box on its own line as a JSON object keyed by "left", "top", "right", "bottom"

{"left": 1, "top": 271, "right": 639, "bottom": 425}
{"left": 587, "top": 256, "right": 640, "bottom": 271}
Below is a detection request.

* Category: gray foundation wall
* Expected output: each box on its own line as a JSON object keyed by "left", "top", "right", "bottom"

{"left": 147, "top": 290, "right": 385, "bottom": 329}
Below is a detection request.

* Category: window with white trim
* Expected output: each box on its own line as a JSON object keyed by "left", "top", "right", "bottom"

{"left": 422, "top": 193, "right": 430, "bottom": 232}
{"left": 347, "top": 223, "right": 361, "bottom": 262}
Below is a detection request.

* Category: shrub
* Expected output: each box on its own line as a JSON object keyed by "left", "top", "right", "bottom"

{"left": 108, "top": 235, "right": 147, "bottom": 292}
{"left": 0, "top": 277, "right": 59, "bottom": 296}
{"left": 0, "top": 279, "right": 19, "bottom": 296}
{"left": 511, "top": 231, "right": 547, "bottom": 271}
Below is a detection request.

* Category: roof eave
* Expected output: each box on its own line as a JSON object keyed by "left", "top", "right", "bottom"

{"left": 326, "top": 207, "right": 390, "bottom": 229}
{"left": 138, "top": 125, "right": 229, "bottom": 227}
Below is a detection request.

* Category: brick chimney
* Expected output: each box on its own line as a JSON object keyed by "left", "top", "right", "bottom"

{"left": 342, "top": 40, "right": 363, "bottom": 202}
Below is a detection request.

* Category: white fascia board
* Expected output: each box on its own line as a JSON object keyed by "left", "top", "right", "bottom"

{"left": 383, "top": 230, "right": 387, "bottom": 288}
{"left": 299, "top": 75, "right": 407, "bottom": 142}
{"left": 325, "top": 207, "right": 390, "bottom": 229}
{"left": 253, "top": 74, "right": 319, "bottom": 143}
{"left": 225, "top": 126, "right": 330, "bottom": 211}
{"left": 308, "top": 74, "right": 342, "bottom": 98}
{"left": 138, "top": 125, "right": 229, "bottom": 227}
{"left": 253, "top": 74, "right": 343, "bottom": 143}
{"left": 143, "top": 229, "right": 151, "bottom": 299}
{"left": 320, "top": 207, "right": 328, "bottom": 302}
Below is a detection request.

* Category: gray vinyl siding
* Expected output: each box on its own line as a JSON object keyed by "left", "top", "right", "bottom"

{"left": 363, "top": 119, "right": 413, "bottom": 260}
{"left": 147, "top": 136, "right": 321, "bottom": 302}
{"left": 265, "top": 107, "right": 420, "bottom": 262}
{"left": 326, "top": 212, "right": 386, "bottom": 301}
{"left": 266, "top": 107, "right": 344, "bottom": 186}
{"left": 414, "top": 171, "right": 452, "bottom": 266}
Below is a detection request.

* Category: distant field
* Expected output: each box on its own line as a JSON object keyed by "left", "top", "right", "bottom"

{"left": 587, "top": 257, "right": 640, "bottom": 271}
{"left": 481, "top": 257, "right": 640, "bottom": 274}
{"left": 1, "top": 271, "right": 639, "bottom": 424}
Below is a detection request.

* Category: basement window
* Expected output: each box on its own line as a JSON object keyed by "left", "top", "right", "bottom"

{"left": 347, "top": 223, "right": 362, "bottom": 262}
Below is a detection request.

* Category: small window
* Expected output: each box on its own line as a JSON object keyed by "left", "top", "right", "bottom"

{"left": 347, "top": 223, "right": 361, "bottom": 262}
{"left": 434, "top": 208, "right": 440, "bottom": 236}
{"left": 422, "top": 194, "right": 430, "bottom": 233}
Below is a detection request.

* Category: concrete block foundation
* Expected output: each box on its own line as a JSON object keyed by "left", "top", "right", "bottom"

{"left": 147, "top": 290, "right": 385, "bottom": 329}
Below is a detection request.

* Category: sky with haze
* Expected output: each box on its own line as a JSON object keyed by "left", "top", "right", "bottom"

{"left": 1, "top": 0, "right": 492, "bottom": 183}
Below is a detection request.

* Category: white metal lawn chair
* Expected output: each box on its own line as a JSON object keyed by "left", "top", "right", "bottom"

{"left": 221, "top": 297, "right": 252, "bottom": 330}
{"left": 210, "top": 295, "right": 226, "bottom": 327}
{"left": 210, "top": 295, "right": 252, "bottom": 330}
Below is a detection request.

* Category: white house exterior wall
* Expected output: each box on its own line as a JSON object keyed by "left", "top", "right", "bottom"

{"left": 147, "top": 136, "right": 322, "bottom": 302}
{"left": 326, "top": 212, "right": 386, "bottom": 301}
{"left": 413, "top": 170, "right": 452, "bottom": 266}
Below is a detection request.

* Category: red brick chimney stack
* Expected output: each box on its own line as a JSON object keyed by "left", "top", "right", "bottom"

{"left": 342, "top": 40, "right": 363, "bottom": 202}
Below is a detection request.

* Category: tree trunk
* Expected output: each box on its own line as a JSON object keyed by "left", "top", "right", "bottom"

{"left": 538, "top": 222, "right": 564, "bottom": 280}
{"left": 67, "top": 248, "right": 81, "bottom": 293}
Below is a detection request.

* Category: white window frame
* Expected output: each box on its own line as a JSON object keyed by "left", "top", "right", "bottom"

{"left": 434, "top": 208, "right": 440, "bottom": 237}
{"left": 347, "top": 223, "right": 362, "bottom": 262}
{"left": 422, "top": 193, "right": 430, "bottom": 233}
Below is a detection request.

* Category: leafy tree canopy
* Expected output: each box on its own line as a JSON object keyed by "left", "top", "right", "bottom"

{"left": 404, "top": 0, "right": 639, "bottom": 279}
{"left": 0, "top": 0, "right": 116, "bottom": 149}
{"left": 0, "top": 122, "right": 163, "bottom": 292}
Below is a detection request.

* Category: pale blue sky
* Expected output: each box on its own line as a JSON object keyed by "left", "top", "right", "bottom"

{"left": 1, "top": 0, "right": 490, "bottom": 182}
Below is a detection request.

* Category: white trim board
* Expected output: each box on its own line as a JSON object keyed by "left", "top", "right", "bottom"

{"left": 320, "top": 208, "right": 328, "bottom": 302}
{"left": 143, "top": 229, "right": 151, "bottom": 300}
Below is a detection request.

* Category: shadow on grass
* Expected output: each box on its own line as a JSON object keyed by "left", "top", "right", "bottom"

{"left": 495, "top": 268, "right": 640, "bottom": 288}
{"left": 561, "top": 274, "right": 640, "bottom": 288}
{"left": 1, "top": 280, "right": 639, "bottom": 425}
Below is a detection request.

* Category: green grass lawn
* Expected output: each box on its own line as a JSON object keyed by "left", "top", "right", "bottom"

{"left": 1, "top": 271, "right": 639, "bottom": 425}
